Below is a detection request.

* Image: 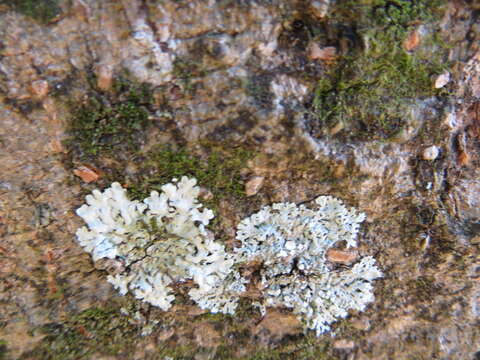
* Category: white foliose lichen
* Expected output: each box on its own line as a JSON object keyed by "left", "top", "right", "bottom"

{"left": 75, "top": 177, "right": 245, "bottom": 314}
{"left": 76, "top": 179, "right": 382, "bottom": 335}
{"left": 234, "top": 196, "right": 383, "bottom": 335}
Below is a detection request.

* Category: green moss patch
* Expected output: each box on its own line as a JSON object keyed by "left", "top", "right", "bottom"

{"left": 21, "top": 307, "right": 140, "bottom": 360}
{"left": 310, "top": 0, "right": 449, "bottom": 140}
{"left": 125, "top": 142, "right": 255, "bottom": 236}
{"left": 172, "top": 58, "right": 204, "bottom": 79}
{"left": 128, "top": 142, "right": 252, "bottom": 201}
{"left": 235, "top": 337, "right": 334, "bottom": 360}
{"left": 407, "top": 276, "right": 439, "bottom": 302}
{"left": 63, "top": 73, "right": 255, "bottom": 235}
{"left": 246, "top": 73, "right": 274, "bottom": 111}
{"left": 64, "top": 78, "right": 152, "bottom": 162}
{"left": 3, "top": 0, "right": 61, "bottom": 24}
{"left": 172, "top": 58, "right": 208, "bottom": 96}
{"left": 0, "top": 340, "right": 7, "bottom": 360}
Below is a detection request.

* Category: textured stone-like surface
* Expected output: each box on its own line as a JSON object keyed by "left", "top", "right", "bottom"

{"left": 0, "top": 0, "right": 479, "bottom": 359}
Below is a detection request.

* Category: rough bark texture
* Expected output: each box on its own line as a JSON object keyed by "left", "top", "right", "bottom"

{"left": 0, "top": 0, "right": 479, "bottom": 359}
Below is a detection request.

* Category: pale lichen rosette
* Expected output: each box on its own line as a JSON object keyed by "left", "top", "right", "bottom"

{"left": 75, "top": 177, "right": 244, "bottom": 314}
{"left": 234, "top": 196, "right": 383, "bottom": 335}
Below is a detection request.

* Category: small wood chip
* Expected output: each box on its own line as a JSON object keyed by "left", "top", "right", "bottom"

{"left": 96, "top": 64, "right": 114, "bottom": 91}
{"left": 49, "top": 139, "right": 65, "bottom": 153}
{"left": 456, "top": 132, "right": 469, "bottom": 166}
{"left": 434, "top": 72, "right": 451, "bottom": 89}
{"left": 198, "top": 187, "right": 214, "bottom": 200}
{"left": 310, "top": 0, "right": 329, "bottom": 19}
{"left": 329, "top": 121, "right": 344, "bottom": 136}
{"left": 71, "top": 0, "right": 90, "bottom": 22}
{"left": 253, "top": 310, "right": 302, "bottom": 343}
{"left": 245, "top": 176, "right": 264, "bottom": 196}
{"left": 403, "top": 28, "right": 420, "bottom": 51}
{"left": 422, "top": 145, "right": 439, "bottom": 161}
{"left": 308, "top": 43, "right": 337, "bottom": 61}
{"left": 326, "top": 249, "right": 358, "bottom": 264}
{"left": 458, "top": 150, "right": 470, "bottom": 166}
{"left": 194, "top": 322, "right": 221, "bottom": 348}
{"left": 30, "top": 80, "right": 49, "bottom": 99}
{"left": 333, "top": 339, "right": 355, "bottom": 350}
{"left": 73, "top": 166, "right": 100, "bottom": 183}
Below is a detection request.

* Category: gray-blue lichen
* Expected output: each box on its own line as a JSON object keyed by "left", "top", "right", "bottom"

{"left": 234, "top": 196, "right": 383, "bottom": 335}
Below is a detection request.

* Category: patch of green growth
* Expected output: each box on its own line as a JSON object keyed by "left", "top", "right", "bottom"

{"left": 124, "top": 142, "right": 254, "bottom": 234}
{"left": 407, "top": 276, "right": 438, "bottom": 302}
{"left": 399, "top": 205, "right": 426, "bottom": 255}
{"left": 64, "top": 78, "right": 151, "bottom": 162}
{"left": 376, "top": 281, "right": 398, "bottom": 307}
{"left": 399, "top": 201, "right": 456, "bottom": 264}
{"left": 21, "top": 307, "right": 140, "bottom": 360}
{"left": 0, "top": 340, "right": 7, "bottom": 360}
{"left": 242, "top": 350, "right": 283, "bottom": 360}
{"left": 240, "top": 336, "right": 334, "bottom": 360}
{"left": 156, "top": 344, "right": 198, "bottom": 360}
{"left": 311, "top": 0, "right": 449, "bottom": 140}
{"left": 234, "top": 298, "right": 262, "bottom": 321}
{"left": 245, "top": 73, "right": 274, "bottom": 111}
{"left": 333, "top": 317, "right": 362, "bottom": 340}
{"left": 172, "top": 58, "right": 207, "bottom": 96}
{"left": 289, "top": 339, "right": 335, "bottom": 360}
{"left": 172, "top": 58, "right": 207, "bottom": 79}
{"left": 215, "top": 344, "right": 236, "bottom": 359}
{"left": 189, "top": 299, "right": 259, "bottom": 334}
{"left": 194, "top": 311, "right": 232, "bottom": 323}
{"left": 128, "top": 142, "right": 253, "bottom": 203}
{"left": 3, "top": 0, "right": 61, "bottom": 24}
{"left": 337, "top": 0, "right": 444, "bottom": 27}
{"left": 47, "top": 279, "right": 69, "bottom": 301}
